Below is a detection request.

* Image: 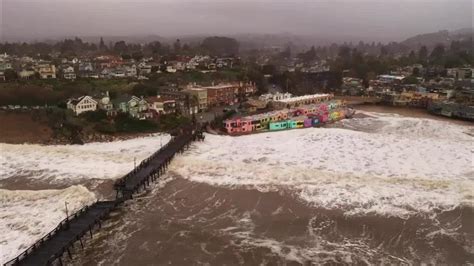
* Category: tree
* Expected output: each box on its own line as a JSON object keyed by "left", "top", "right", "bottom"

{"left": 132, "top": 51, "right": 144, "bottom": 61}
{"left": 408, "top": 50, "right": 416, "bottom": 64}
{"left": 99, "top": 37, "right": 107, "bottom": 51}
{"left": 404, "top": 76, "right": 419, "bottom": 84}
{"left": 418, "top": 46, "right": 428, "bottom": 62}
{"left": 113, "top": 41, "right": 128, "bottom": 54}
{"left": 201, "top": 36, "right": 239, "bottom": 56}
{"left": 298, "top": 46, "right": 317, "bottom": 62}
{"left": 81, "top": 109, "right": 107, "bottom": 122}
{"left": 262, "top": 64, "right": 276, "bottom": 75}
{"left": 4, "top": 69, "right": 18, "bottom": 81}
{"left": 380, "top": 46, "right": 389, "bottom": 57}
{"left": 430, "top": 44, "right": 445, "bottom": 61}
{"left": 280, "top": 46, "right": 291, "bottom": 58}
{"left": 338, "top": 46, "right": 351, "bottom": 61}
{"left": 412, "top": 67, "right": 421, "bottom": 76}
{"left": 145, "top": 41, "right": 163, "bottom": 55}
{"left": 173, "top": 39, "right": 181, "bottom": 52}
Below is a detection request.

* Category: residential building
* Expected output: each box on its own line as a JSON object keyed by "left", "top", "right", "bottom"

{"left": 381, "top": 92, "right": 441, "bottom": 108}
{"left": 67, "top": 96, "right": 98, "bottom": 115}
{"left": 111, "top": 69, "right": 126, "bottom": 78}
{"left": 166, "top": 65, "right": 177, "bottom": 73}
{"left": 124, "top": 64, "right": 138, "bottom": 77}
{"left": 272, "top": 94, "right": 334, "bottom": 109}
{"left": 184, "top": 88, "right": 208, "bottom": 111}
{"left": 238, "top": 81, "right": 257, "bottom": 97}
{"left": 146, "top": 96, "right": 177, "bottom": 115}
{"left": 0, "top": 62, "right": 13, "bottom": 71}
{"left": 138, "top": 62, "right": 152, "bottom": 75}
{"left": 457, "top": 68, "right": 473, "bottom": 80}
{"left": 377, "top": 75, "right": 405, "bottom": 84}
{"left": 259, "top": 92, "right": 293, "bottom": 102}
{"left": 78, "top": 62, "right": 94, "bottom": 72}
{"left": 37, "top": 64, "right": 56, "bottom": 79}
{"left": 206, "top": 84, "right": 238, "bottom": 106}
{"left": 158, "top": 90, "right": 195, "bottom": 116}
{"left": 241, "top": 99, "right": 267, "bottom": 113}
{"left": 184, "top": 82, "right": 256, "bottom": 107}
{"left": 18, "top": 69, "right": 36, "bottom": 79}
{"left": 95, "top": 91, "right": 115, "bottom": 116}
{"left": 113, "top": 95, "right": 149, "bottom": 119}
{"left": 63, "top": 66, "right": 76, "bottom": 80}
{"left": 79, "top": 70, "right": 99, "bottom": 79}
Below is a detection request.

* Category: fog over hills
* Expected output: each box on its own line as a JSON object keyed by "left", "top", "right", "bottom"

{"left": 1, "top": 0, "right": 472, "bottom": 44}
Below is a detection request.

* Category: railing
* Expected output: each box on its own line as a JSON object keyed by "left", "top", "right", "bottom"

{"left": 4, "top": 126, "right": 204, "bottom": 266}
{"left": 113, "top": 136, "right": 176, "bottom": 189}
{"left": 4, "top": 204, "right": 91, "bottom": 266}
{"left": 114, "top": 127, "right": 203, "bottom": 190}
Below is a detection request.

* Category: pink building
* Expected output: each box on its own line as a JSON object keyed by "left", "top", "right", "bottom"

{"left": 224, "top": 118, "right": 253, "bottom": 134}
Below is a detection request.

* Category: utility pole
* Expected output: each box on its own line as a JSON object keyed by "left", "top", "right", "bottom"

{"left": 134, "top": 157, "right": 136, "bottom": 168}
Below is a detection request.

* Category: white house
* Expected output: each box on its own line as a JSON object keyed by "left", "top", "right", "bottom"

{"left": 124, "top": 64, "right": 137, "bottom": 77}
{"left": 67, "top": 96, "right": 98, "bottom": 115}
{"left": 63, "top": 66, "right": 76, "bottom": 80}
{"left": 37, "top": 64, "right": 56, "bottom": 79}
{"left": 138, "top": 62, "right": 152, "bottom": 75}
{"left": 95, "top": 91, "right": 115, "bottom": 115}
{"left": 259, "top": 92, "right": 293, "bottom": 102}
{"left": 18, "top": 69, "right": 36, "bottom": 79}
{"left": 166, "top": 65, "right": 177, "bottom": 73}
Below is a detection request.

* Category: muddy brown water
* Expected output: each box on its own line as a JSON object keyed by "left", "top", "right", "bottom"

{"left": 5, "top": 106, "right": 473, "bottom": 265}
{"left": 66, "top": 176, "right": 473, "bottom": 265}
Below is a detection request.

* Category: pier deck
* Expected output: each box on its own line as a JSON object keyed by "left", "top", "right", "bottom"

{"left": 5, "top": 128, "right": 204, "bottom": 266}
{"left": 7, "top": 201, "right": 116, "bottom": 266}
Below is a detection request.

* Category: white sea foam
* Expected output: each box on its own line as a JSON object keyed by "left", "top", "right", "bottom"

{"left": 0, "top": 186, "right": 96, "bottom": 263}
{"left": 170, "top": 113, "right": 474, "bottom": 218}
{"left": 0, "top": 133, "right": 171, "bottom": 182}
{"left": 0, "top": 134, "right": 171, "bottom": 263}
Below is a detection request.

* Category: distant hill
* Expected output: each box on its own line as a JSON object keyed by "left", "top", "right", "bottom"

{"left": 401, "top": 28, "right": 473, "bottom": 49}
{"left": 2, "top": 28, "right": 472, "bottom": 53}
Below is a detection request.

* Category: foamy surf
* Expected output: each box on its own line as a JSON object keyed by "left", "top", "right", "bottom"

{"left": 0, "top": 133, "right": 171, "bottom": 182}
{"left": 0, "top": 133, "right": 172, "bottom": 263}
{"left": 169, "top": 112, "right": 473, "bottom": 218}
{"left": 0, "top": 185, "right": 96, "bottom": 263}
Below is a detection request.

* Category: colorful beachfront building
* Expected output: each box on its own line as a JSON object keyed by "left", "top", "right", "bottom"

{"left": 224, "top": 97, "right": 352, "bottom": 134}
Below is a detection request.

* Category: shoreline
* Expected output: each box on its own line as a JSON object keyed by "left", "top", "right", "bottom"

{"left": 0, "top": 131, "right": 163, "bottom": 146}
{"left": 2, "top": 108, "right": 472, "bottom": 264}
{"left": 355, "top": 104, "right": 474, "bottom": 126}
{"left": 1, "top": 105, "right": 471, "bottom": 145}
{"left": 0, "top": 111, "right": 168, "bottom": 145}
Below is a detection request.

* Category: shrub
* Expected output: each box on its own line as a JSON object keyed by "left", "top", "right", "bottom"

{"left": 114, "top": 114, "right": 159, "bottom": 133}
{"left": 94, "top": 122, "right": 117, "bottom": 134}
{"left": 81, "top": 110, "right": 107, "bottom": 122}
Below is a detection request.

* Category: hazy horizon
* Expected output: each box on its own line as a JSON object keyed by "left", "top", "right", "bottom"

{"left": 1, "top": 0, "right": 473, "bottom": 43}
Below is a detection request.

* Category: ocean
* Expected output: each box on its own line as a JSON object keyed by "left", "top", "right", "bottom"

{"left": 1, "top": 111, "right": 473, "bottom": 264}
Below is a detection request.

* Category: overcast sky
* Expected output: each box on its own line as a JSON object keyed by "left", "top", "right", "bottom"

{"left": 1, "top": 0, "right": 472, "bottom": 42}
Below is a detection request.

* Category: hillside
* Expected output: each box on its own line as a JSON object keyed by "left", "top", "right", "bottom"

{"left": 401, "top": 28, "right": 473, "bottom": 49}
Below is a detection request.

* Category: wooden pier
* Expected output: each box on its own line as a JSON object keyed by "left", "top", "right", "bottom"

{"left": 4, "top": 128, "right": 205, "bottom": 266}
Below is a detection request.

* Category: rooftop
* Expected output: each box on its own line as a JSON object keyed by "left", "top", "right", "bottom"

{"left": 275, "top": 94, "right": 332, "bottom": 103}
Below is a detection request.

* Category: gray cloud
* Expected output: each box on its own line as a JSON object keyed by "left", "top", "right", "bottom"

{"left": 1, "top": 0, "right": 473, "bottom": 42}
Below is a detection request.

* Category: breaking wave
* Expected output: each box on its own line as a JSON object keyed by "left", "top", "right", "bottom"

{"left": 0, "top": 186, "right": 96, "bottom": 263}
{"left": 170, "top": 112, "right": 473, "bottom": 218}
{"left": 0, "top": 133, "right": 171, "bottom": 182}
